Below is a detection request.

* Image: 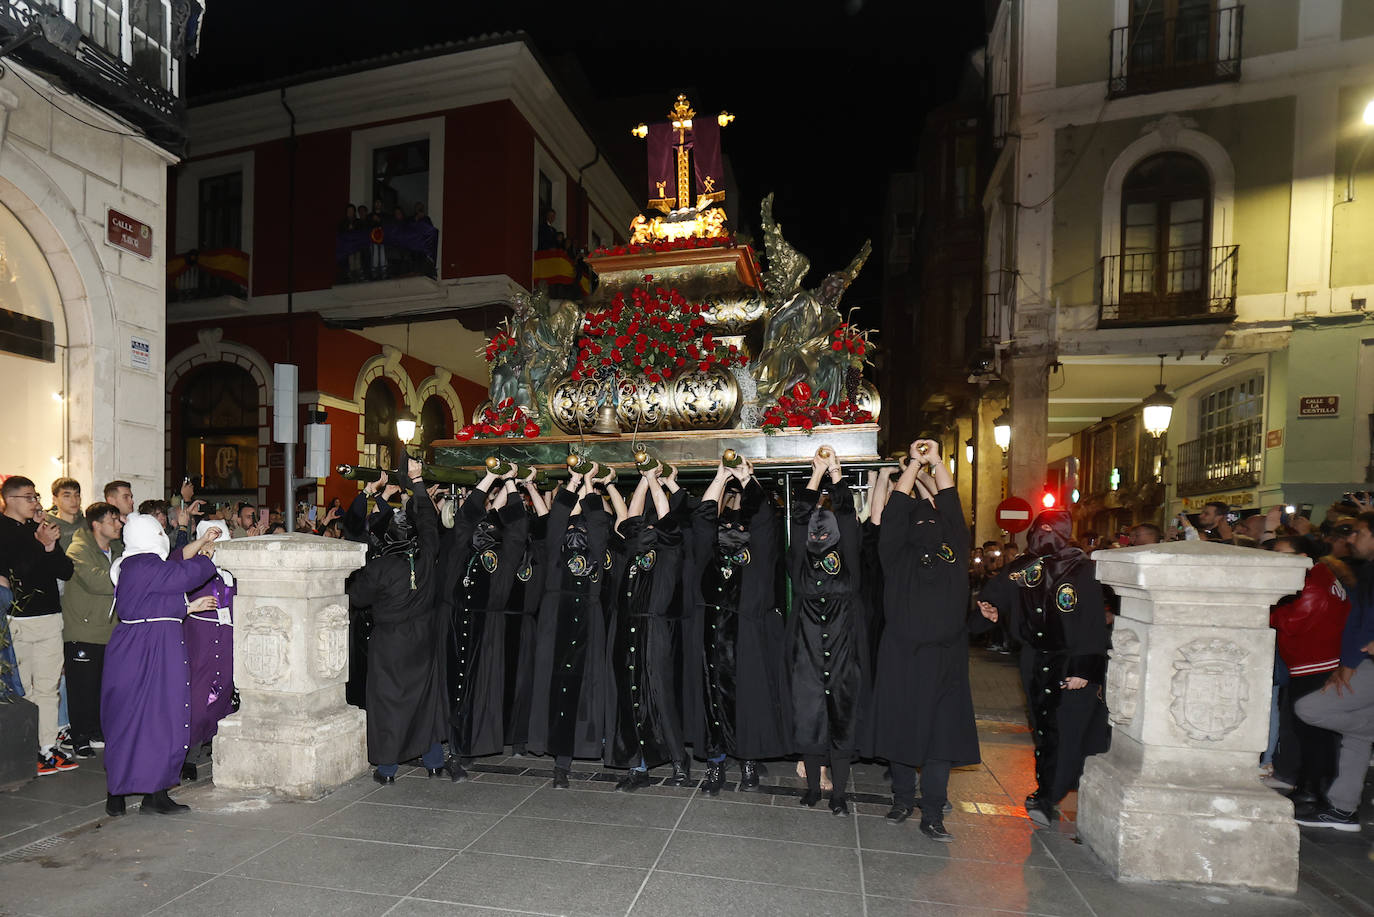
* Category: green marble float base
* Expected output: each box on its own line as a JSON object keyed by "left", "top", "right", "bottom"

{"left": 431, "top": 423, "right": 881, "bottom": 471}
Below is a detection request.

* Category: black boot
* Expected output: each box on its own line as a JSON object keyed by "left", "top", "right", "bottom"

{"left": 614, "top": 770, "right": 654, "bottom": 793}
{"left": 372, "top": 769, "right": 396, "bottom": 786}
{"left": 667, "top": 759, "right": 691, "bottom": 787}
{"left": 140, "top": 789, "right": 189, "bottom": 814}
{"left": 829, "top": 793, "right": 850, "bottom": 817}
{"left": 919, "top": 817, "right": 954, "bottom": 842}
{"left": 702, "top": 760, "right": 726, "bottom": 796}
{"left": 105, "top": 794, "right": 125, "bottom": 817}
{"left": 738, "top": 759, "right": 760, "bottom": 792}
{"left": 552, "top": 766, "right": 570, "bottom": 789}
{"left": 798, "top": 789, "right": 822, "bottom": 807}
{"left": 885, "top": 803, "right": 915, "bottom": 824}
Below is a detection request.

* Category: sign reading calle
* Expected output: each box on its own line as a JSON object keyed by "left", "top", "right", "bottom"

{"left": 1298, "top": 396, "right": 1339, "bottom": 417}
{"left": 106, "top": 209, "right": 153, "bottom": 259}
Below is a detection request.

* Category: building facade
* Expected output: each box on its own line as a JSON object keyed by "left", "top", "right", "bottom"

{"left": 165, "top": 34, "right": 637, "bottom": 514}
{"left": 1, "top": 0, "right": 201, "bottom": 502}
{"left": 980, "top": 0, "right": 1374, "bottom": 542}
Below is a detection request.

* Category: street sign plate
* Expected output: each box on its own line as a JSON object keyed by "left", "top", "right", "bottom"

{"left": 996, "top": 496, "right": 1034, "bottom": 533}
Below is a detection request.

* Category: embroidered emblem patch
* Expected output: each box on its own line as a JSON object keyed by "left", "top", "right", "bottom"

{"left": 480, "top": 550, "right": 498, "bottom": 573}
{"left": 936, "top": 544, "right": 956, "bottom": 564}
{"left": 604, "top": 549, "right": 613, "bottom": 570}
{"left": 1013, "top": 560, "right": 1044, "bottom": 587}
{"left": 567, "top": 554, "right": 590, "bottom": 577}
{"left": 637, "top": 550, "right": 656, "bottom": 571}
{"left": 820, "top": 551, "right": 842, "bottom": 575}
{"left": 1056, "top": 583, "right": 1077, "bottom": 612}
{"left": 516, "top": 562, "right": 532, "bottom": 582}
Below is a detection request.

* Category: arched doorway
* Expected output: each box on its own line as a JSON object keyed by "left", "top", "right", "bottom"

{"left": 362, "top": 376, "right": 403, "bottom": 471}
{"left": 0, "top": 202, "right": 67, "bottom": 483}
{"left": 177, "top": 363, "right": 260, "bottom": 512}
{"left": 419, "top": 393, "right": 451, "bottom": 456}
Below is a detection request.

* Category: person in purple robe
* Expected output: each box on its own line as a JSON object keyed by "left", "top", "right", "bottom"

{"left": 184, "top": 520, "right": 236, "bottom": 763}
{"left": 101, "top": 514, "right": 220, "bottom": 817}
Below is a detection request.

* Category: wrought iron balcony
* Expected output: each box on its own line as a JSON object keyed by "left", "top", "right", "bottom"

{"left": 1175, "top": 427, "right": 1262, "bottom": 498}
{"left": 1108, "top": 5, "right": 1242, "bottom": 99}
{"left": 1099, "top": 244, "right": 1237, "bottom": 328}
{"left": 0, "top": 0, "right": 191, "bottom": 153}
{"left": 167, "top": 248, "right": 249, "bottom": 302}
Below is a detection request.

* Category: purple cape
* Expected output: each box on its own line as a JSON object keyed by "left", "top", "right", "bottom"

{"left": 185, "top": 573, "right": 236, "bottom": 747}
{"left": 101, "top": 552, "right": 217, "bottom": 796}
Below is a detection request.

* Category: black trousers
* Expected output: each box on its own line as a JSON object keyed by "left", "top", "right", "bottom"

{"left": 63, "top": 641, "right": 105, "bottom": 743}
{"left": 1275, "top": 670, "right": 1339, "bottom": 798}
{"left": 890, "top": 759, "right": 951, "bottom": 820}
{"left": 803, "top": 751, "right": 853, "bottom": 797}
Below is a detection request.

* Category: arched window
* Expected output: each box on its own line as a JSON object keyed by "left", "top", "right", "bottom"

{"left": 363, "top": 378, "right": 399, "bottom": 470}
{"left": 420, "top": 394, "right": 451, "bottom": 452}
{"left": 180, "top": 363, "right": 259, "bottom": 497}
{"left": 1117, "top": 152, "right": 1210, "bottom": 321}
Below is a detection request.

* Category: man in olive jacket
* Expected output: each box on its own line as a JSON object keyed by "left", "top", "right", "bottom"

{"left": 62, "top": 503, "right": 124, "bottom": 757}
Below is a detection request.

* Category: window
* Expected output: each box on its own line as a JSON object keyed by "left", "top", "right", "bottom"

{"left": 129, "top": 0, "right": 172, "bottom": 90}
{"left": 538, "top": 172, "right": 553, "bottom": 221}
{"left": 1114, "top": 416, "right": 1137, "bottom": 490}
{"left": 1198, "top": 374, "right": 1263, "bottom": 484}
{"left": 372, "top": 140, "right": 429, "bottom": 219}
{"left": 420, "top": 395, "right": 450, "bottom": 452}
{"left": 1121, "top": 153, "right": 1209, "bottom": 297}
{"left": 362, "top": 378, "right": 399, "bottom": 470}
{"left": 76, "top": 0, "right": 123, "bottom": 59}
{"left": 1130, "top": 0, "right": 1216, "bottom": 76}
{"left": 180, "top": 364, "right": 259, "bottom": 497}
{"left": 198, "top": 172, "right": 242, "bottom": 250}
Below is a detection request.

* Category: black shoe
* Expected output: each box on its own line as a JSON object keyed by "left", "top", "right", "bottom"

{"left": 446, "top": 758, "right": 469, "bottom": 783}
{"left": 885, "top": 804, "right": 915, "bottom": 824}
{"left": 799, "top": 789, "right": 823, "bottom": 808}
{"left": 919, "top": 818, "right": 954, "bottom": 842}
{"left": 1294, "top": 805, "right": 1361, "bottom": 832}
{"left": 1027, "top": 800, "right": 1058, "bottom": 828}
{"left": 829, "top": 794, "right": 850, "bottom": 817}
{"left": 614, "top": 770, "right": 654, "bottom": 793}
{"left": 702, "top": 761, "right": 726, "bottom": 796}
{"left": 667, "top": 760, "right": 691, "bottom": 787}
{"left": 1025, "top": 791, "right": 1040, "bottom": 808}
{"left": 372, "top": 769, "right": 396, "bottom": 786}
{"left": 72, "top": 741, "right": 95, "bottom": 759}
{"left": 552, "top": 767, "right": 570, "bottom": 789}
{"left": 140, "top": 790, "right": 189, "bottom": 814}
{"left": 1286, "top": 789, "right": 1319, "bottom": 806}
{"left": 511, "top": 743, "right": 527, "bottom": 757}
{"left": 738, "top": 759, "right": 760, "bottom": 792}
{"left": 105, "top": 794, "right": 125, "bottom": 817}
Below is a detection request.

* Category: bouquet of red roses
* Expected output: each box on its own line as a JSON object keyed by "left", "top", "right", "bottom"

{"left": 455, "top": 398, "right": 541, "bottom": 441}
{"left": 828, "top": 323, "right": 873, "bottom": 366}
{"left": 483, "top": 326, "right": 517, "bottom": 364}
{"left": 760, "top": 382, "right": 873, "bottom": 434}
{"left": 572, "top": 275, "right": 746, "bottom": 385}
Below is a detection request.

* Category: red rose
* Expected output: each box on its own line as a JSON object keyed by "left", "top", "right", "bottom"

{"left": 611, "top": 349, "right": 623, "bottom": 361}
{"left": 703, "top": 334, "right": 714, "bottom": 349}
{"left": 832, "top": 341, "right": 844, "bottom": 351}
{"left": 634, "top": 342, "right": 646, "bottom": 354}
{"left": 571, "top": 369, "right": 583, "bottom": 380}
{"left": 816, "top": 389, "right": 828, "bottom": 401}
{"left": 648, "top": 372, "right": 662, "bottom": 383}
{"left": 698, "top": 361, "right": 709, "bottom": 372}
{"left": 498, "top": 397, "right": 513, "bottom": 409}
{"left": 801, "top": 419, "right": 814, "bottom": 430}
{"left": 728, "top": 344, "right": 739, "bottom": 353}
{"left": 601, "top": 357, "right": 612, "bottom": 366}
{"left": 633, "top": 356, "right": 643, "bottom": 366}
{"left": 675, "top": 357, "right": 686, "bottom": 367}
{"left": 856, "top": 343, "right": 866, "bottom": 355}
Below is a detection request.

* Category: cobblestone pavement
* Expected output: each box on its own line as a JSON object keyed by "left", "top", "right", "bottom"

{"left": 0, "top": 648, "right": 1370, "bottom": 917}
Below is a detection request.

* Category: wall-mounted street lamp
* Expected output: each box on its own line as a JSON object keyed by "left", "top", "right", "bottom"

{"left": 965, "top": 437, "right": 975, "bottom": 464}
{"left": 1344, "top": 99, "right": 1374, "bottom": 202}
{"left": 394, "top": 409, "right": 417, "bottom": 445}
{"left": 993, "top": 409, "right": 1012, "bottom": 452}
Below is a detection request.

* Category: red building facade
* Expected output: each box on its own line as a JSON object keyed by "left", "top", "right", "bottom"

{"left": 164, "top": 35, "right": 636, "bottom": 515}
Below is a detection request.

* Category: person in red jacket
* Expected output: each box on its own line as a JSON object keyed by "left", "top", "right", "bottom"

{"left": 1270, "top": 536, "right": 1353, "bottom": 807}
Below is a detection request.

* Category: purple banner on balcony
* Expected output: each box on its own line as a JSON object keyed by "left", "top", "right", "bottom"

{"left": 691, "top": 120, "right": 724, "bottom": 205}
{"left": 646, "top": 122, "right": 676, "bottom": 210}
{"left": 336, "top": 221, "right": 438, "bottom": 263}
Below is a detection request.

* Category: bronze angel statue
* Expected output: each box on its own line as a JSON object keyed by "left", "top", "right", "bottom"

{"left": 753, "top": 193, "right": 872, "bottom": 406}
{"left": 487, "top": 291, "right": 583, "bottom": 425}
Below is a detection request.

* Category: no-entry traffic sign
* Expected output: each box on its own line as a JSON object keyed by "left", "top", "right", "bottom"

{"left": 995, "top": 496, "right": 1034, "bottom": 533}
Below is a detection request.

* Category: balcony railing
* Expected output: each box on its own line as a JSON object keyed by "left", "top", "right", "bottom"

{"left": 990, "top": 92, "right": 1009, "bottom": 150}
{"left": 167, "top": 248, "right": 249, "bottom": 302}
{"left": 1108, "top": 5, "right": 1242, "bottom": 98}
{"left": 1175, "top": 426, "right": 1263, "bottom": 497}
{"left": 336, "top": 223, "right": 438, "bottom": 285}
{"left": 0, "top": 0, "right": 188, "bottom": 152}
{"left": 1099, "top": 244, "right": 1237, "bottom": 327}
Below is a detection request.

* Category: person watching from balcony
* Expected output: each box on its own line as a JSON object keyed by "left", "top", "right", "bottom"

{"left": 538, "top": 207, "right": 558, "bottom": 251}
{"left": 339, "top": 203, "right": 357, "bottom": 232}
{"left": 413, "top": 202, "right": 433, "bottom": 226}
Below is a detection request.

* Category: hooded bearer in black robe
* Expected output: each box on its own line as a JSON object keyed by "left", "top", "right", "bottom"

{"left": 683, "top": 456, "right": 790, "bottom": 795}
{"left": 864, "top": 438, "right": 982, "bottom": 841}
{"left": 504, "top": 477, "right": 549, "bottom": 756}
{"left": 977, "top": 508, "right": 1110, "bottom": 827}
{"left": 788, "top": 446, "right": 870, "bottom": 816}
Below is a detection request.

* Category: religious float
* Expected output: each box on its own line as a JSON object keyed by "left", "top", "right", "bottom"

{"left": 342, "top": 95, "right": 888, "bottom": 483}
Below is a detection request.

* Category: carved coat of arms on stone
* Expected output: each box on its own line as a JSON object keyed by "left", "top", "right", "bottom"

{"left": 242, "top": 605, "right": 291, "bottom": 687}
{"left": 1105, "top": 627, "right": 1142, "bottom": 728}
{"left": 1169, "top": 638, "right": 1249, "bottom": 741}
{"left": 315, "top": 604, "right": 349, "bottom": 680}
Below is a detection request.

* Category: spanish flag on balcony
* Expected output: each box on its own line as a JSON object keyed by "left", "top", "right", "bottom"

{"left": 167, "top": 248, "right": 250, "bottom": 287}
{"left": 532, "top": 248, "right": 575, "bottom": 286}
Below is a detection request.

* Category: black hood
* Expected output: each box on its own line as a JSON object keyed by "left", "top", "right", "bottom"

{"left": 806, "top": 505, "right": 840, "bottom": 555}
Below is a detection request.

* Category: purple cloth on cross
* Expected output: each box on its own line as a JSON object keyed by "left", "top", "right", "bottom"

{"left": 185, "top": 573, "right": 236, "bottom": 747}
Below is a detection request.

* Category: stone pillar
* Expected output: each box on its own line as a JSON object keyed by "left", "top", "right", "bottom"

{"left": 1007, "top": 350, "right": 1050, "bottom": 511}
{"left": 211, "top": 534, "right": 368, "bottom": 799}
{"left": 1077, "top": 542, "right": 1310, "bottom": 894}
{"left": 974, "top": 392, "right": 1005, "bottom": 545}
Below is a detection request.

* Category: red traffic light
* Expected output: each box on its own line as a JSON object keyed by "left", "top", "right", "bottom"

{"left": 1041, "top": 491, "right": 1057, "bottom": 509}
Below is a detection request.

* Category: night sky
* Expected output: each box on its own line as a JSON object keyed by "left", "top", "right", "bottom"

{"left": 190, "top": 0, "right": 986, "bottom": 321}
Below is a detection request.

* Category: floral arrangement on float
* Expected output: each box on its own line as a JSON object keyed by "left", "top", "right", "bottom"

{"left": 454, "top": 398, "right": 541, "bottom": 441}
{"left": 571, "top": 275, "right": 748, "bottom": 385}
{"left": 760, "top": 382, "right": 873, "bottom": 434}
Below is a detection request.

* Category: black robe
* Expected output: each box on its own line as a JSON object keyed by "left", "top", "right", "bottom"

{"left": 980, "top": 548, "right": 1110, "bottom": 803}
{"left": 342, "top": 491, "right": 394, "bottom": 709}
{"left": 863, "top": 488, "right": 981, "bottom": 768}
{"left": 682, "top": 480, "right": 790, "bottom": 761}
{"left": 443, "top": 492, "right": 530, "bottom": 758}
{"left": 860, "top": 519, "right": 885, "bottom": 673}
{"left": 787, "top": 484, "right": 868, "bottom": 756}
{"left": 345, "top": 485, "right": 447, "bottom": 765}
{"left": 504, "top": 511, "right": 545, "bottom": 748}
{"left": 604, "top": 508, "right": 687, "bottom": 769}
{"left": 526, "top": 490, "right": 611, "bottom": 759}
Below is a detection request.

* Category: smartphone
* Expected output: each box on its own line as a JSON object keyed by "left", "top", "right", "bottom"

{"left": 1281, "top": 504, "right": 1296, "bottom": 525}
{"left": 259, "top": 506, "right": 269, "bottom": 522}
{"left": 308, "top": 506, "right": 317, "bottom": 522}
